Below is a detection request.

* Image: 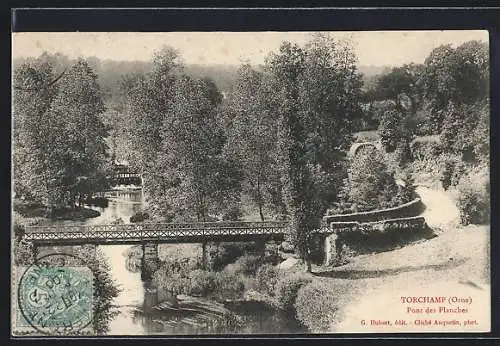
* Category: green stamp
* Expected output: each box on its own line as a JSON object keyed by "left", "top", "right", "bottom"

{"left": 17, "top": 253, "right": 94, "bottom": 335}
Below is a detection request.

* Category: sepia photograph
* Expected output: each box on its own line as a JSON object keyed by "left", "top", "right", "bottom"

{"left": 11, "top": 30, "right": 490, "bottom": 336}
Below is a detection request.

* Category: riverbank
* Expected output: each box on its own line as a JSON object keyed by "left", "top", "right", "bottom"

{"left": 13, "top": 200, "right": 101, "bottom": 223}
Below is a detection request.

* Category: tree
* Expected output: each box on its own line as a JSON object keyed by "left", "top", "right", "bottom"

{"left": 334, "top": 148, "right": 406, "bottom": 213}
{"left": 124, "top": 46, "right": 183, "bottom": 212}
{"left": 440, "top": 99, "right": 488, "bottom": 163}
{"left": 13, "top": 57, "right": 110, "bottom": 210}
{"left": 299, "top": 35, "right": 365, "bottom": 214}
{"left": 378, "top": 106, "right": 414, "bottom": 159}
{"left": 154, "top": 75, "right": 241, "bottom": 221}
{"left": 422, "top": 41, "right": 489, "bottom": 133}
{"left": 13, "top": 57, "right": 59, "bottom": 204}
{"left": 46, "top": 59, "right": 109, "bottom": 207}
{"left": 264, "top": 35, "right": 364, "bottom": 271}
{"left": 375, "top": 63, "right": 424, "bottom": 114}
{"left": 223, "top": 64, "right": 281, "bottom": 220}
{"left": 269, "top": 41, "right": 316, "bottom": 271}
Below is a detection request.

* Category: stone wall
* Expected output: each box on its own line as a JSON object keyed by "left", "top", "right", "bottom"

{"left": 324, "top": 197, "right": 424, "bottom": 223}
{"left": 322, "top": 216, "right": 433, "bottom": 266}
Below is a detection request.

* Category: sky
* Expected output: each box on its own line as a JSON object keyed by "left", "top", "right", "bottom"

{"left": 12, "top": 31, "right": 488, "bottom": 67}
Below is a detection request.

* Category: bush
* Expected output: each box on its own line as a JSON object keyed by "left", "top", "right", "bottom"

{"left": 222, "top": 207, "right": 243, "bottom": 221}
{"left": 209, "top": 242, "right": 258, "bottom": 271}
{"left": 439, "top": 155, "right": 469, "bottom": 190}
{"left": 224, "top": 254, "right": 262, "bottom": 276}
{"left": 256, "top": 264, "right": 280, "bottom": 296}
{"left": 456, "top": 166, "right": 490, "bottom": 225}
{"left": 188, "top": 269, "right": 218, "bottom": 296}
{"left": 152, "top": 260, "right": 193, "bottom": 294}
{"left": 14, "top": 238, "right": 35, "bottom": 266}
{"left": 378, "top": 108, "right": 413, "bottom": 154}
{"left": 130, "top": 211, "right": 150, "bottom": 223}
{"left": 274, "top": 274, "right": 312, "bottom": 312}
{"left": 440, "top": 159, "right": 454, "bottom": 190}
{"left": 279, "top": 241, "right": 294, "bottom": 253}
{"left": 411, "top": 139, "right": 442, "bottom": 160}
{"left": 450, "top": 160, "right": 469, "bottom": 188}
{"left": 334, "top": 148, "right": 414, "bottom": 213}
{"left": 295, "top": 281, "right": 339, "bottom": 332}
{"left": 153, "top": 265, "right": 245, "bottom": 300}
{"left": 214, "top": 271, "right": 245, "bottom": 299}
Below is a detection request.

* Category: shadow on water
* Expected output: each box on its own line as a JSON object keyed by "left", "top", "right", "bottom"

{"left": 129, "top": 286, "right": 306, "bottom": 335}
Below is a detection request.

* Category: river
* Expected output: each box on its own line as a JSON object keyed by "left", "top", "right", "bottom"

{"left": 46, "top": 186, "right": 303, "bottom": 335}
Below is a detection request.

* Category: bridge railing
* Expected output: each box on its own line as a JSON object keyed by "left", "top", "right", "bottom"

{"left": 23, "top": 221, "right": 290, "bottom": 242}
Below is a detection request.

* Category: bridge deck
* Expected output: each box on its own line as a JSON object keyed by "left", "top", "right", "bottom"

{"left": 24, "top": 221, "right": 302, "bottom": 245}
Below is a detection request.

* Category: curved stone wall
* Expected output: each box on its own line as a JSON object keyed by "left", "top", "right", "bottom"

{"left": 348, "top": 141, "right": 382, "bottom": 157}
{"left": 324, "top": 197, "right": 424, "bottom": 223}
{"left": 322, "top": 216, "right": 431, "bottom": 266}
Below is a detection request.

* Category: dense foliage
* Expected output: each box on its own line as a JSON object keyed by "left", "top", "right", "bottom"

{"left": 13, "top": 56, "right": 110, "bottom": 211}
{"left": 13, "top": 36, "right": 490, "bottom": 273}
{"left": 267, "top": 35, "right": 363, "bottom": 269}
{"left": 255, "top": 264, "right": 280, "bottom": 297}
{"left": 456, "top": 165, "right": 490, "bottom": 225}
{"left": 294, "top": 281, "right": 339, "bottom": 332}
{"left": 333, "top": 148, "right": 415, "bottom": 214}
{"left": 273, "top": 274, "right": 312, "bottom": 313}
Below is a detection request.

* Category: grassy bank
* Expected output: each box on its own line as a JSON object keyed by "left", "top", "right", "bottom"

{"left": 13, "top": 199, "right": 101, "bottom": 222}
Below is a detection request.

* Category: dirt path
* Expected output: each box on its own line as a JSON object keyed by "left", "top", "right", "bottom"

{"left": 321, "top": 187, "right": 490, "bottom": 333}
{"left": 415, "top": 185, "right": 460, "bottom": 230}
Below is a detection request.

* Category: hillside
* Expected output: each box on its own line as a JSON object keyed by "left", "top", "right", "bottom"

{"left": 311, "top": 185, "right": 489, "bottom": 332}
{"left": 14, "top": 55, "right": 391, "bottom": 97}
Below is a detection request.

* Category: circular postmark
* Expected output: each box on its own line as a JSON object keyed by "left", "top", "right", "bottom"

{"left": 17, "top": 253, "right": 94, "bottom": 335}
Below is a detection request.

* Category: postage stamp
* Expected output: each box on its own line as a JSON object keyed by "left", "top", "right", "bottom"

{"left": 15, "top": 253, "right": 94, "bottom": 336}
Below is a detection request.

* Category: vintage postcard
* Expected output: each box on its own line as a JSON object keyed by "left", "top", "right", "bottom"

{"left": 11, "top": 30, "right": 490, "bottom": 336}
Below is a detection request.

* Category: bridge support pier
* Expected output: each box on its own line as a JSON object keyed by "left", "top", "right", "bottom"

{"left": 255, "top": 239, "right": 266, "bottom": 258}
{"left": 141, "top": 243, "right": 159, "bottom": 282}
{"left": 324, "top": 233, "right": 341, "bottom": 266}
{"left": 35, "top": 244, "right": 78, "bottom": 259}
{"left": 201, "top": 241, "right": 207, "bottom": 269}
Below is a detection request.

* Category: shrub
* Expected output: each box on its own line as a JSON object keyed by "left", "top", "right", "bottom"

{"left": 214, "top": 271, "right": 245, "bottom": 299}
{"left": 209, "top": 242, "right": 257, "bottom": 270}
{"left": 441, "top": 101, "right": 488, "bottom": 164}
{"left": 130, "top": 211, "right": 149, "bottom": 223}
{"left": 224, "top": 254, "right": 262, "bottom": 276}
{"left": 439, "top": 155, "right": 469, "bottom": 190}
{"left": 394, "top": 140, "right": 413, "bottom": 166}
{"left": 188, "top": 269, "right": 218, "bottom": 296}
{"left": 222, "top": 207, "right": 243, "bottom": 221}
{"left": 334, "top": 148, "right": 414, "bottom": 213}
{"left": 274, "top": 274, "right": 312, "bottom": 312}
{"left": 14, "top": 238, "right": 35, "bottom": 266}
{"left": 450, "top": 160, "right": 469, "bottom": 188}
{"left": 153, "top": 265, "right": 245, "bottom": 300}
{"left": 456, "top": 166, "right": 490, "bottom": 225}
{"left": 280, "top": 241, "right": 295, "bottom": 253}
{"left": 295, "top": 281, "right": 339, "bottom": 332}
{"left": 152, "top": 260, "right": 193, "bottom": 294}
{"left": 256, "top": 264, "right": 280, "bottom": 296}
{"left": 379, "top": 109, "right": 402, "bottom": 153}
{"left": 411, "top": 139, "right": 442, "bottom": 160}
{"left": 14, "top": 221, "right": 25, "bottom": 241}
{"left": 440, "top": 159, "right": 454, "bottom": 190}
{"left": 378, "top": 108, "right": 413, "bottom": 155}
